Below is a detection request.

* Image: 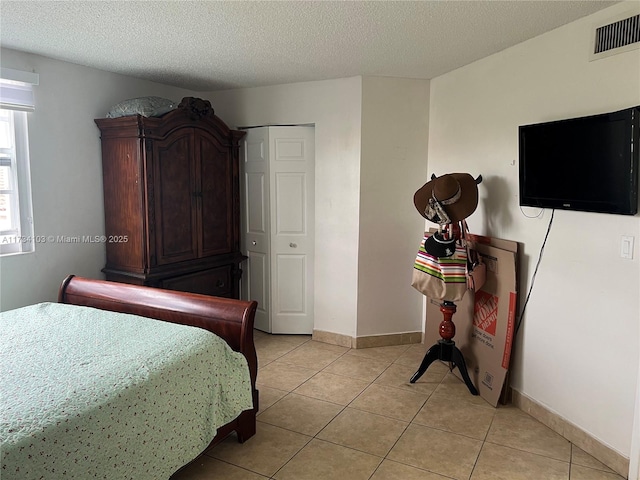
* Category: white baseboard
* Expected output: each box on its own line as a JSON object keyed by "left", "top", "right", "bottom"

{"left": 512, "top": 389, "right": 629, "bottom": 478}
{"left": 311, "top": 329, "right": 422, "bottom": 349}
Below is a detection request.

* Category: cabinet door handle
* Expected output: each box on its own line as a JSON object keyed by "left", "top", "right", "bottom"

{"left": 289, "top": 243, "right": 297, "bottom": 248}
{"left": 252, "top": 241, "right": 257, "bottom": 245}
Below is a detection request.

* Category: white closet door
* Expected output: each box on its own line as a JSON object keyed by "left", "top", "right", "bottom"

{"left": 241, "top": 126, "right": 315, "bottom": 334}
{"left": 241, "top": 127, "right": 270, "bottom": 332}
{"left": 269, "top": 127, "right": 315, "bottom": 334}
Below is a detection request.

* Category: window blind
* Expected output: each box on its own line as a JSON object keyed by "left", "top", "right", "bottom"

{"left": 0, "top": 68, "right": 39, "bottom": 112}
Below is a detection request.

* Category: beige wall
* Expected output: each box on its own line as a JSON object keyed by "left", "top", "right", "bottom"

{"left": 0, "top": 48, "right": 195, "bottom": 310}
{"left": 427, "top": 1, "right": 640, "bottom": 463}
{"left": 208, "top": 76, "right": 430, "bottom": 340}
{"left": 357, "top": 76, "right": 429, "bottom": 337}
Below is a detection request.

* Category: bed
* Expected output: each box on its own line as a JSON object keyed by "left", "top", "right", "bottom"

{"left": 0, "top": 275, "right": 259, "bottom": 480}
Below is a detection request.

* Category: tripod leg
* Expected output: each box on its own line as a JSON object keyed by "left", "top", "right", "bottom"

{"left": 450, "top": 347, "right": 479, "bottom": 395}
{"left": 410, "top": 344, "right": 442, "bottom": 383}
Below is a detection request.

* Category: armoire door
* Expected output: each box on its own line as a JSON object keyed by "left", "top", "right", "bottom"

{"left": 241, "top": 126, "right": 315, "bottom": 334}
{"left": 152, "top": 129, "right": 199, "bottom": 265}
{"left": 97, "top": 98, "right": 245, "bottom": 297}
{"left": 198, "top": 131, "right": 235, "bottom": 257}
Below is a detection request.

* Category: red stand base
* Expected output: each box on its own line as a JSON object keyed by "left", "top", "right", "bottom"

{"left": 410, "top": 302, "right": 478, "bottom": 395}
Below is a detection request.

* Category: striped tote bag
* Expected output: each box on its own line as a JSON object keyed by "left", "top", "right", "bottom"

{"left": 411, "top": 234, "right": 468, "bottom": 302}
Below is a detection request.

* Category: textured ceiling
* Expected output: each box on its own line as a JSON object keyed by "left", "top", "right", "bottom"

{"left": 0, "top": 0, "right": 619, "bottom": 91}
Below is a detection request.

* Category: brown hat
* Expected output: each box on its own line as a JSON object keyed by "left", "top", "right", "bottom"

{"left": 414, "top": 173, "right": 479, "bottom": 224}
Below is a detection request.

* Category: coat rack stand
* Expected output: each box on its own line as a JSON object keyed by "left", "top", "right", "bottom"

{"left": 409, "top": 301, "right": 478, "bottom": 395}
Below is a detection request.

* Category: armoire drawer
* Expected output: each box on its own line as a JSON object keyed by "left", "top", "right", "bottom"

{"left": 161, "top": 265, "right": 233, "bottom": 298}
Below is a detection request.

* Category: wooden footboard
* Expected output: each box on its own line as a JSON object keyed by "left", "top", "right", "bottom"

{"left": 58, "top": 275, "right": 258, "bottom": 445}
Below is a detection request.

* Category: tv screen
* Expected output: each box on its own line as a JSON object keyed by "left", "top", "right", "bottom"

{"left": 519, "top": 106, "right": 639, "bottom": 215}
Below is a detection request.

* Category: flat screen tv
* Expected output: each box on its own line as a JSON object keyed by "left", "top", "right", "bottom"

{"left": 519, "top": 106, "right": 639, "bottom": 215}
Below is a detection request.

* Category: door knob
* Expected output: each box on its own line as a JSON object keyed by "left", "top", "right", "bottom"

{"left": 289, "top": 243, "right": 297, "bottom": 248}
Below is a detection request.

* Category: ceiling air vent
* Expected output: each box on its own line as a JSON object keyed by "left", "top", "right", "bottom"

{"left": 594, "top": 14, "right": 639, "bottom": 53}
{"left": 590, "top": 11, "right": 640, "bottom": 60}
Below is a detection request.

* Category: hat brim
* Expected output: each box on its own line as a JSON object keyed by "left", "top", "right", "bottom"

{"left": 414, "top": 173, "right": 479, "bottom": 222}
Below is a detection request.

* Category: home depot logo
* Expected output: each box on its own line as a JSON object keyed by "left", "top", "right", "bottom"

{"left": 473, "top": 290, "right": 498, "bottom": 336}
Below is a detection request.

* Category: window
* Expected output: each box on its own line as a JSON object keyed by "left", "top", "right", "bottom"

{"left": 0, "top": 68, "right": 37, "bottom": 256}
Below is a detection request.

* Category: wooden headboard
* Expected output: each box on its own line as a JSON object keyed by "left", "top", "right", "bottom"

{"left": 58, "top": 275, "right": 259, "bottom": 443}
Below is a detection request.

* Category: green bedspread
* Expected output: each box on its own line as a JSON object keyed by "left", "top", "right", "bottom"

{"left": 0, "top": 302, "right": 253, "bottom": 480}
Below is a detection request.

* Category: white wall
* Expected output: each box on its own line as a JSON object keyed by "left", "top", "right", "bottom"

{"left": 357, "top": 76, "right": 429, "bottom": 337}
{"left": 207, "top": 79, "right": 363, "bottom": 337}
{"left": 427, "top": 2, "right": 640, "bottom": 461}
{"left": 632, "top": 361, "right": 640, "bottom": 480}
{"left": 208, "top": 77, "right": 430, "bottom": 340}
{"left": 0, "top": 48, "right": 195, "bottom": 311}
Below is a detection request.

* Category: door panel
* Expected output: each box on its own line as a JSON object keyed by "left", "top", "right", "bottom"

{"left": 275, "top": 138, "right": 306, "bottom": 160}
{"left": 247, "top": 250, "right": 269, "bottom": 325}
{"left": 270, "top": 127, "right": 314, "bottom": 334}
{"left": 240, "top": 126, "right": 314, "bottom": 334}
{"left": 153, "top": 130, "right": 198, "bottom": 265}
{"left": 274, "top": 173, "right": 307, "bottom": 235}
{"left": 241, "top": 128, "right": 270, "bottom": 332}
{"left": 275, "top": 254, "right": 306, "bottom": 313}
{"left": 247, "top": 172, "right": 267, "bottom": 234}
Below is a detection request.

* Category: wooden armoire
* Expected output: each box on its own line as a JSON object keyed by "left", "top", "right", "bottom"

{"left": 95, "top": 97, "right": 246, "bottom": 298}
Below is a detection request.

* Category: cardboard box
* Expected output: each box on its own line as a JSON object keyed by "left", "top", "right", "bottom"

{"left": 424, "top": 238, "right": 518, "bottom": 407}
{"left": 470, "top": 234, "right": 520, "bottom": 405}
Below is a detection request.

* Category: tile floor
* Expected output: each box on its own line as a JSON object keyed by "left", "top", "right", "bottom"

{"left": 172, "top": 332, "right": 626, "bottom": 480}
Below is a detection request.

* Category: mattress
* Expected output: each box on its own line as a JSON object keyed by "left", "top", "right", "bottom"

{"left": 0, "top": 302, "right": 253, "bottom": 480}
